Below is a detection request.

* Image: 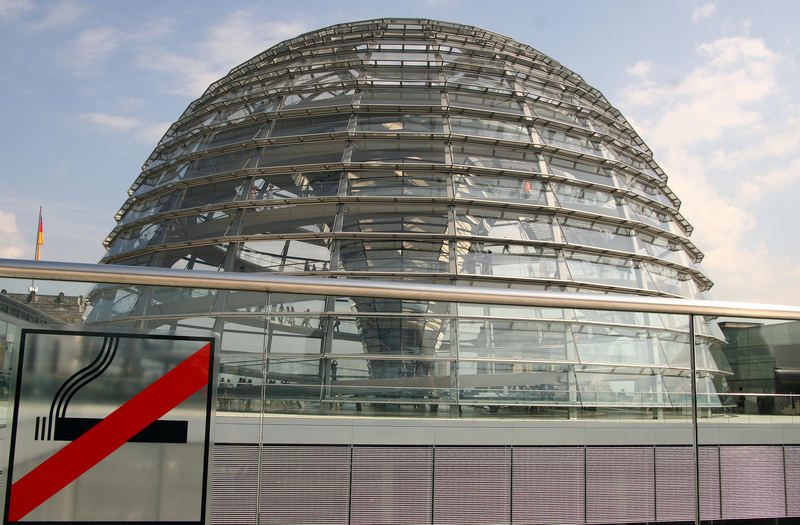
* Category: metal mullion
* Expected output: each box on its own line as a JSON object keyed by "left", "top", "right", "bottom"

{"left": 256, "top": 291, "right": 270, "bottom": 525}
{"left": 689, "top": 313, "right": 700, "bottom": 525}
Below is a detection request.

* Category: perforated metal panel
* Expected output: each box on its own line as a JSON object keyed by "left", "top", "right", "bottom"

{"left": 350, "top": 446, "right": 432, "bottom": 525}
{"left": 787, "top": 445, "right": 800, "bottom": 517}
{"left": 210, "top": 442, "right": 796, "bottom": 525}
{"left": 586, "top": 446, "right": 655, "bottom": 523}
{"left": 654, "top": 446, "right": 693, "bottom": 521}
{"left": 433, "top": 447, "right": 510, "bottom": 525}
{"left": 512, "top": 447, "right": 584, "bottom": 525}
{"left": 260, "top": 445, "right": 350, "bottom": 525}
{"left": 653, "top": 445, "right": 720, "bottom": 521}
{"left": 721, "top": 445, "right": 785, "bottom": 520}
{"left": 699, "top": 446, "right": 722, "bottom": 520}
{"left": 210, "top": 445, "right": 259, "bottom": 525}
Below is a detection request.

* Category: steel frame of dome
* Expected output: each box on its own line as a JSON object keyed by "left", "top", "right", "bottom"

{"left": 90, "top": 18, "right": 729, "bottom": 415}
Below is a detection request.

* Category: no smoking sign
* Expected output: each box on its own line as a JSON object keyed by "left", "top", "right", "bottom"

{"left": 4, "top": 329, "right": 215, "bottom": 524}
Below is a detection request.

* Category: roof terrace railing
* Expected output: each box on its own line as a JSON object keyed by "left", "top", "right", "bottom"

{"left": 2, "top": 258, "right": 799, "bottom": 320}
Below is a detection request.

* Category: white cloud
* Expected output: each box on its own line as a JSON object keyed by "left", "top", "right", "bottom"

{"left": 136, "top": 11, "right": 309, "bottom": 96}
{"left": 62, "top": 27, "right": 121, "bottom": 72}
{"left": 80, "top": 112, "right": 167, "bottom": 144}
{"left": 204, "top": 12, "right": 307, "bottom": 68}
{"left": 28, "top": 0, "right": 85, "bottom": 30}
{"left": 0, "top": 0, "right": 33, "bottom": 20}
{"left": 80, "top": 112, "right": 142, "bottom": 132}
{"left": 626, "top": 60, "right": 653, "bottom": 78}
{"left": 0, "top": 210, "right": 26, "bottom": 258}
{"left": 133, "top": 52, "right": 219, "bottom": 98}
{"left": 691, "top": 2, "right": 716, "bottom": 23}
{"left": 619, "top": 35, "right": 800, "bottom": 304}
{"left": 136, "top": 121, "right": 171, "bottom": 144}
{"left": 129, "top": 17, "right": 174, "bottom": 42}
{"left": 60, "top": 17, "right": 175, "bottom": 73}
{"left": 623, "top": 37, "right": 776, "bottom": 146}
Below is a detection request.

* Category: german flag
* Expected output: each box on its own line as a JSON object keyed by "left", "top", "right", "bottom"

{"left": 34, "top": 207, "right": 43, "bottom": 261}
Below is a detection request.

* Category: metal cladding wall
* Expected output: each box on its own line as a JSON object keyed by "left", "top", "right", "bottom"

{"left": 210, "top": 444, "right": 798, "bottom": 525}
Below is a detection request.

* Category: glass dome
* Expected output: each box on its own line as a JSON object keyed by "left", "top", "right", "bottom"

{"left": 88, "top": 19, "right": 726, "bottom": 415}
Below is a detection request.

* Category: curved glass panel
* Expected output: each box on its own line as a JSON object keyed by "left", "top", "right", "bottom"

{"left": 351, "top": 139, "right": 446, "bottom": 163}
{"left": 338, "top": 239, "right": 450, "bottom": 273}
{"left": 249, "top": 172, "right": 341, "bottom": 199}
{"left": 348, "top": 171, "right": 448, "bottom": 197}
{"left": 355, "top": 114, "right": 444, "bottom": 133}
{"left": 454, "top": 174, "right": 549, "bottom": 204}
{"left": 559, "top": 217, "right": 635, "bottom": 252}
{"left": 240, "top": 204, "right": 337, "bottom": 236}
{"left": 457, "top": 243, "right": 560, "bottom": 279}
{"left": 456, "top": 207, "right": 556, "bottom": 241}
{"left": 452, "top": 144, "right": 541, "bottom": 172}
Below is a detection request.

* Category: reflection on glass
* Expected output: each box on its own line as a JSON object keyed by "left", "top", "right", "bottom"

{"left": 645, "top": 262, "right": 698, "bottom": 297}
{"left": 459, "top": 363, "right": 572, "bottom": 405}
{"left": 530, "top": 103, "right": 589, "bottom": 128}
{"left": 355, "top": 114, "right": 444, "bottom": 133}
{"left": 63, "top": 281, "right": 800, "bottom": 421}
{"left": 342, "top": 203, "right": 449, "bottom": 234}
{"left": 576, "top": 367, "right": 663, "bottom": 406}
{"left": 219, "top": 355, "right": 263, "bottom": 413}
{"left": 235, "top": 239, "right": 332, "bottom": 273}
{"left": 258, "top": 141, "right": 345, "bottom": 166}
{"left": 121, "top": 191, "right": 181, "bottom": 225}
{"left": 161, "top": 210, "right": 236, "bottom": 245}
{"left": 573, "top": 325, "right": 667, "bottom": 367}
{"left": 107, "top": 222, "right": 165, "bottom": 256}
{"left": 360, "top": 88, "right": 441, "bottom": 105}
{"left": 454, "top": 174, "right": 548, "bottom": 204}
{"left": 269, "top": 114, "right": 350, "bottom": 137}
{"left": 248, "top": 172, "right": 341, "bottom": 200}
{"left": 281, "top": 89, "right": 355, "bottom": 109}
{"left": 552, "top": 182, "right": 625, "bottom": 217}
{"left": 616, "top": 171, "right": 674, "bottom": 208}
{"left": 452, "top": 144, "right": 541, "bottom": 172}
{"left": 538, "top": 127, "right": 603, "bottom": 156}
{"left": 564, "top": 252, "right": 656, "bottom": 291}
{"left": 559, "top": 217, "right": 635, "bottom": 252}
{"left": 325, "top": 358, "right": 453, "bottom": 403}
{"left": 543, "top": 155, "right": 614, "bottom": 186}
{"left": 638, "top": 233, "right": 694, "bottom": 266}
{"left": 350, "top": 139, "right": 446, "bottom": 163}
{"left": 447, "top": 92, "right": 523, "bottom": 113}
{"left": 458, "top": 319, "right": 574, "bottom": 361}
{"left": 191, "top": 151, "right": 253, "bottom": 178}
{"left": 240, "top": 203, "right": 336, "bottom": 236}
{"left": 456, "top": 208, "right": 556, "bottom": 241}
{"left": 202, "top": 123, "right": 262, "bottom": 150}
{"left": 347, "top": 171, "right": 448, "bottom": 197}
{"left": 338, "top": 239, "right": 449, "bottom": 273}
{"left": 263, "top": 358, "right": 323, "bottom": 406}
{"left": 330, "top": 316, "right": 451, "bottom": 358}
{"left": 266, "top": 315, "right": 324, "bottom": 355}
{"left": 457, "top": 243, "right": 559, "bottom": 279}
{"left": 450, "top": 116, "right": 531, "bottom": 142}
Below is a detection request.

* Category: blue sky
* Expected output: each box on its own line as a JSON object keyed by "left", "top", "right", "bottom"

{"left": 1, "top": 0, "right": 800, "bottom": 304}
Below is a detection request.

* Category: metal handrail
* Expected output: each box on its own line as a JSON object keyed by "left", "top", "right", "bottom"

{"left": 2, "top": 258, "right": 800, "bottom": 320}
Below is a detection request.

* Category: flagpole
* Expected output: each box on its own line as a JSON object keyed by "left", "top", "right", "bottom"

{"left": 30, "top": 206, "right": 42, "bottom": 293}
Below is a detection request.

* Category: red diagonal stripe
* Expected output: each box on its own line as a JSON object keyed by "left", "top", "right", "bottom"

{"left": 9, "top": 342, "right": 211, "bottom": 522}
